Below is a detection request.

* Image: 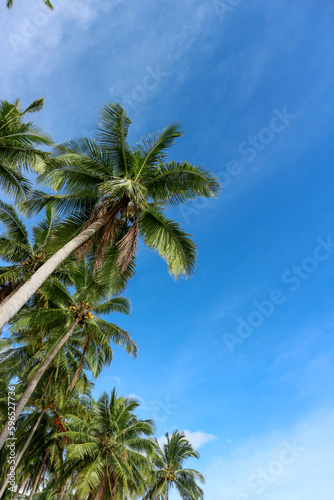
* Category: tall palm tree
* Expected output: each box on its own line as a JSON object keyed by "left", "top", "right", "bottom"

{"left": 0, "top": 98, "right": 52, "bottom": 203}
{"left": 0, "top": 259, "right": 135, "bottom": 449}
{"left": 59, "top": 390, "right": 155, "bottom": 499}
{"left": 0, "top": 103, "right": 220, "bottom": 328}
{"left": 146, "top": 430, "right": 205, "bottom": 500}
{"left": 0, "top": 370, "right": 88, "bottom": 499}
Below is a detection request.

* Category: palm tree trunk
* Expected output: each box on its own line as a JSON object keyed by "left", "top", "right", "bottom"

{"left": 0, "top": 318, "right": 80, "bottom": 450}
{"left": 59, "top": 476, "right": 72, "bottom": 500}
{"left": 28, "top": 451, "right": 48, "bottom": 500}
{"left": 11, "top": 478, "right": 23, "bottom": 500}
{"left": 22, "top": 476, "right": 31, "bottom": 496}
{"left": 69, "top": 337, "right": 89, "bottom": 392}
{"left": 93, "top": 475, "right": 107, "bottom": 500}
{"left": 0, "top": 409, "right": 46, "bottom": 498}
{"left": 0, "top": 214, "right": 109, "bottom": 329}
{"left": 0, "top": 280, "right": 24, "bottom": 306}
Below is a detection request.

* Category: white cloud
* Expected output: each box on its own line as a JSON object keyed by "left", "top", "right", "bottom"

{"left": 103, "top": 375, "right": 121, "bottom": 385}
{"left": 203, "top": 407, "right": 334, "bottom": 499}
{"left": 158, "top": 430, "right": 217, "bottom": 450}
{"left": 183, "top": 430, "right": 218, "bottom": 449}
{"left": 127, "top": 393, "right": 145, "bottom": 404}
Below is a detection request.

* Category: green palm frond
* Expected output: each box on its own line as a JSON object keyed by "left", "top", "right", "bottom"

{"left": 97, "top": 103, "right": 132, "bottom": 177}
{"left": 0, "top": 99, "right": 52, "bottom": 202}
{"left": 134, "top": 122, "right": 184, "bottom": 180}
{"left": 0, "top": 200, "right": 30, "bottom": 246}
{"left": 0, "top": 161, "right": 33, "bottom": 202}
{"left": 139, "top": 207, "right": 197, "bottom": 277}
{"left": 93, "top": 296, "right": 131, "bottom": 315}
{"left": 145, "top": 160, "right": 221, "bottom": 206}
{"left": 6, "top": 0, "right": 53, "bottom": 10}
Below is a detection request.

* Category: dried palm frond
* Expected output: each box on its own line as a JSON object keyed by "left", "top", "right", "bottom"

{"left": 116, "top": 218, "right": 139, "bottom": 272}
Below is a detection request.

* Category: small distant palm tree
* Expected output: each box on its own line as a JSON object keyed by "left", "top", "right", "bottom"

{"left": 60, "top": 390, "right": 155, "bottom": 499}
{"left": 0, "top": 98, "right": 52, "bottom": 202}
{"left": 0, "top": 102, "right": 220, "bottom": 328}
{"left": 146, "top": 430, "right": 204, "bottom": 500}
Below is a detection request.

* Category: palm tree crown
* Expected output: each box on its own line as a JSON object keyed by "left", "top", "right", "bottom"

{"left": 60, "top": 389, "right": 155, "bottom": 499}
{"left": 0, "top": 102, "right": 220, "bottom": 329}
{"left": 27, "top": 102, "right": 220, "bottom": 277}
{"left": 0, "top": 98, "right": 52, "bottom": 202}
{"left": 147, "top": 430, "right": 205, "bottom": 499}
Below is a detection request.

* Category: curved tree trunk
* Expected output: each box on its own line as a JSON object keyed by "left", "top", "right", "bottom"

{"left": 22, "top": 476, "right": 31, "bottom": 496}
{"left": 0, "top": 215, "right": 108, "bottom": 329}
{"left": 69, "top": 337, "right": 89, "bottom": 392}
{"left": 28, "top": 451, "right": 48, "bottom": 500}
{"left": 0, "top": 318, "right": 80, "bottom": 450}
{"left": 0, "top": 409, "right": 46, "bottom": 498}
{"left": 93, "top": 474, "right": 107, "bottom": 500}
{"left": 59, "top": 476, "right": 72, "bottom": 500}
{"left": 12, "top": 478, "right": 23, "bottom": 500}
{"left": 0, "top": 280, "right": 23, "bottom": 306}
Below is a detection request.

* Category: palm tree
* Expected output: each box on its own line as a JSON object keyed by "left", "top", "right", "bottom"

{"left": 0, "top": 364, "right": 87, "bottom": 498}
{"left": 0, "top": 351, "right": 93, "bottom": 498}
{"left": 146, "top": 430, "right": 205, "bottom": 500}
{"left": 0, "top": 98, "right": 52, "bottom": 203}
{"left": 59, "top": 390, "right": 155, "bottom": 499}
{"left": 0, "top": 408, "right": 46, "bottom": 498}
{"left": 0, "top": 258, "right": 135, "bottom": 449}
{"left": 0, "top": 102, "right": 220, "bottom": 328}
{"left": 23, "top": 390, "right": 90, "bottom": 500}
{"left": 0, "top": 202, "right": 72, "bottom": 305}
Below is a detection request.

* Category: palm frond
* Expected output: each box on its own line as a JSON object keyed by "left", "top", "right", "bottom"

{"left": 139, "top": 207, "right": 197, "bottom": 277}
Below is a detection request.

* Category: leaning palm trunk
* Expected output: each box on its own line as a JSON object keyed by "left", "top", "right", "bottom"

{"left": 59, "top": 476, "right": 72, "bottom": 500}
{"left": 21, "top": 476, "right": 31, "bottom": 496}
{"left": 0, "top": 318, "right": 80, "bottom": 450}
{"left": 69, "top": 338, "right": 89, "bottom": 392}
{"left": 12, "top": 478, "right": 23, "bottom": 500}
{"left": 0, "top": 409, "right": 46, "bottom": 498}
{"left": 0, "top": 280, "right": 24, "bottom": 307}
{"left": 28, "top": 451, "right": 48, "bottom": 500}
{"left": 93, "top": 476, "right": 107, "bottom": 500}
{"left": 0, "top": 215, "right": 108, "bottom": 329}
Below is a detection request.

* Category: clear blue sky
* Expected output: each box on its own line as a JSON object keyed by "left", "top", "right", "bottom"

{"left": 1, "top": 1, "right": 334, "bottom": 498}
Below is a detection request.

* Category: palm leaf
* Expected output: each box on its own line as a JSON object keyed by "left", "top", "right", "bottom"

{"left": 139, "top": 207, "right": 197, "bottom": 277}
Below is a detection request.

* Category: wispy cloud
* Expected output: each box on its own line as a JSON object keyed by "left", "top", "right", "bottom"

{"left": 203, "top": 407, "right": 334, "bottom": 499}
{"left": 102, "top": 375, "right": 121, "bottom": 385}
{"left": 158, "top": 430, "right": 217, "bottom": 450}
{"left": 183, "top": 430, "right": 217, "bottom": 449}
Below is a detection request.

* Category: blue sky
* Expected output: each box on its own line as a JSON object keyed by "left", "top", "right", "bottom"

{"left": 1, "top": 0, "right": 334, "bottom": 498}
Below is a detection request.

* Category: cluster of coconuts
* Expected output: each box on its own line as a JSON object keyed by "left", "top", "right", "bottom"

{"left": 84, "top": 312, "right": 94, "bottom": 320}
{"left": 68, "top": 303, "right": 94, "bottom": 320}
{"left": 22, "top": 254, "right": 45, "bottom": 266}
{"left": 166, "top": 470, "right": 176, "bottom": 482}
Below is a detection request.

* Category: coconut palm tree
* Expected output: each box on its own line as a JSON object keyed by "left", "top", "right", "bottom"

{"left": 59, "top": 390, "right": 155, "bottom": 499}
{"left": 0, "top": 361, "right": 91, "bottom": 498}
{"left": 23, "top": 391, "right": 90, "bottom": 500}
{"left": 0, "top": 102, "right": 220, "bottom": 328}
{"left": 0, "top": 202, "right": 73, "bottom": 305}
{"left": 0, "top": 98, "right": 52, "bottom": 203}
{"left": 0, "top": 258, "right": 135, "bottom": 449}
{"left": 146, "top": 430, "right": 205, "bottom": 500}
